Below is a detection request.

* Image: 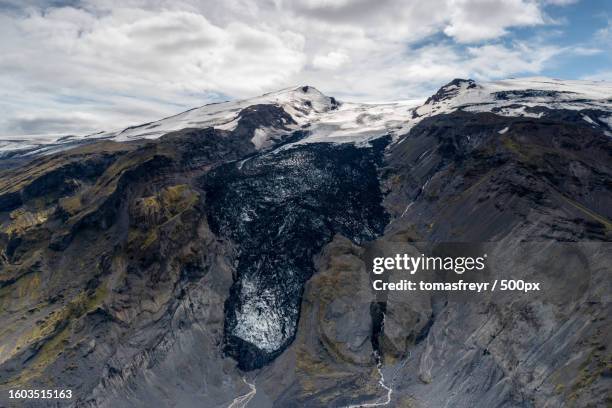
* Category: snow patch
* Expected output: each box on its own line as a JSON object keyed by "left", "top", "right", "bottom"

{"left": 290, "top": 101, "right": 418, "bottom": 146}
{"left": 582, "top": 115, "right": 596, "bottom": 125}
{"left": 250, "top": 128, "right": 273, "bottom": 150}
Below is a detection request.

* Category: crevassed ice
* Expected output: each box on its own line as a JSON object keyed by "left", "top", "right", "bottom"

{"left": 232, "top": 280, "right": 295, "bottom": 353}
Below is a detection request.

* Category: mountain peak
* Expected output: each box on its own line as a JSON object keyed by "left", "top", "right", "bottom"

{"left": 414, "top": 76, "right": 612, "bottom": 119}
{"left": 425, "top": 78, "right": 478, "bottom": 105}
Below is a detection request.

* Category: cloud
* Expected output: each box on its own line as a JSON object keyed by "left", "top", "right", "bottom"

{"left": 3, "top": 113, "right": 101, "bottom": 135}
{"left": 443, "top": 0, "right": 544, "bottom": 43}
{"left": 570, "top": 46, "right": 603, "bottom": 56}
{"left": 312, "top": 51, "right": 350, "bottom": 70}
{"left": 595, "top": 19, "right": 611, "bottom": 43}
{"left": 7, "top": 7, "right": 306, "bottom": 95}
{"left": 465, "top": 42, "right": 561, "bottom": 76}
{"left": 0, "top": 0, "right": 597, "bottom": 136}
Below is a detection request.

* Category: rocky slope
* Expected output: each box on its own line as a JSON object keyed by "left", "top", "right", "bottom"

{"left": 0, "top": 79, "right": 610, "bottom": 407}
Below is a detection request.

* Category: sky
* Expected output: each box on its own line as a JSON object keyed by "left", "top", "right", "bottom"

{"left": 0, "top": 0, "right": 610, "bottom": 137}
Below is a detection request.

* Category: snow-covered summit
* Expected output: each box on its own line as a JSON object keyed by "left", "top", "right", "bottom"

{"left": 415, "top": 77, "right": 612, "bottom": 119}
{"left": 106, "top": 85, "right": 337, "bottom": 142}
{"left": 1, "top": 78, "right": 611, "bottom": 158}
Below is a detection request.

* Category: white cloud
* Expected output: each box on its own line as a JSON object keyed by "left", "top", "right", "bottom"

{"left": 0, "top": 0, "right": 591, "bottom": 136}
{"left": 9, "top": 8, "right": 306, "bottom": 96}
{"left": 570, "top": 46, "right": 603, "bottom": 56}
{"left": 312, "top": 51, "right": 350, "bottom": 70}
{"left": 443, "top": 0, "right": 544, "bottom": 43}
{"left": 595, "top": 19, "right": 611, "bottom": 43}
{"left": 465, "top": 42, "right": 561, "bottom": 77}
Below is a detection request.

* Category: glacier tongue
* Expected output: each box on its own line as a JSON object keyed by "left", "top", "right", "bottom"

{"left": 203, "top": 140, "right": 389, "bottom": 370}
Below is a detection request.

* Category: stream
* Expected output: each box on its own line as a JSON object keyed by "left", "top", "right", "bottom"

{"left": 228, "top": 377, "right": 257, "bottom": 408}
{"left": 344, "top": 353, "right": 410, "bottom": 408}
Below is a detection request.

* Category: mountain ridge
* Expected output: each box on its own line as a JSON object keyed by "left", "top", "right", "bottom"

{"left": 2, "top": 77, "right": 611, "bottom": 161}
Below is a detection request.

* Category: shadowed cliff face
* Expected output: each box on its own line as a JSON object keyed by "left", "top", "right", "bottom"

{"left": 0, "top": 92, "right": 610, "bottom": 408}
{"left": 383, "top": 110, "right": 612, "bottom": 241}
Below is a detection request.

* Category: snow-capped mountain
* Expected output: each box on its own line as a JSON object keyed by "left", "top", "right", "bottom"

{"left": 0, "top": 78, "right": 611, "bottom": 407}
{"left": 414, "top": 77, "right": 612, "bottom": 123}
{"left": 2, "top": 77, "right": 611, "bottom": 159}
